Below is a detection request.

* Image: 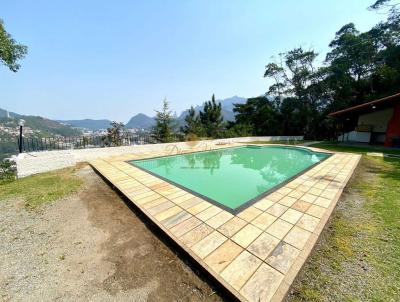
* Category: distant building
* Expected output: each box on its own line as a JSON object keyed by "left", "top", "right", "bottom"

{"left": 329, "top": 93, "right": 400, "bottom": 147}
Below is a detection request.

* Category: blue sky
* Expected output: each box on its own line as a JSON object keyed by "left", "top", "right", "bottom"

{"left": 1, "top": 0, "right": 386, "bottom": 122}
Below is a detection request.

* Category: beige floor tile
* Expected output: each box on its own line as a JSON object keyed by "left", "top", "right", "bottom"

{"left": 237, "top": 207, "right": 262, "bottom": 222}
{"left": 147, "top": 200, "right": 175, "bottom": 215}
{"left": 300, "top": 193, "right": 318, "bottom": 204}
{"left": 196, "top": 205, "right": 222, "bottom": 221}
{"left": 187, "top": 201, "right": 212, "bottom": 215}
{"left": 265, "top": 219, "right": 293, "bottom": 239}
{"left": 266, "top": 241, "right": 300, "bottom": 274}
{"left": 248, "top": 232, "right": 280, "bottom": 260}
{"left": 280, "top": 208, "right": 303, "bottom": 224}
{"left": 170, "top": 216, "right": 202, "bottom": 237}
{"left": 154, "top": 206, "right": 182, "bottom": 221}
{"left": 253, "top": 198, "right": 274, "bottom": 211}
{"left": 204, "top": 240, "right": 243, "bottom": 273}
{"left": 288, "top": 190, "right": 304, "bottom": 199}
{"left": 232, "top": 224, "right": 263, "bottom": 248}
{"left": 192, "top": 231, "right": 227, "bottom": 259}
{"left": 266, "top": 192, "right": 285, "bottom": 202}
{"left": 296, "top": 214, "right": 320, "bottom": 232}
{"left": 251, "top": 212, "right": 277, "bottom": 231}
{"left": 162, "top": 211, "right": 192, "bottom": 229}
{"left": 314, "top": 196, "right": 331, "bottom": 208}
{"left": 180, "top": 197, "right": 202, "bottom": 209}
{"left": 283, "top": 226, "right": 312, "bottom": 250}
{"left": 218, "top": 217, "right": 247, "bottom": 237}
{"left": 240, "top": 263, "right": 284, "bottom": 302}
{"left": 306, "top": 204, "right": 326, "bottom": 218}
{"left": 179, "top": 223, "right": 213, "bottom": 247}
{"left": 206, "top": 211, "right": 234, "bottom": 229}
{"left": 308, "top": 187, "right": 323, "bottom": 196}
{"left": 292, "top": 200, "right": 312, "bottom": 212}
{"left": 220, "top": 250, "right": 262, "bottom": 290}
{"left": 278, "top": 196, "right": 297, "bottom": 207}
{"left": 266, "top": 203, "right": 288, "bottom": 217}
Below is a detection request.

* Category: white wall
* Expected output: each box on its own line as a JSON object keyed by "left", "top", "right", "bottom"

{"left": 14, "top": 136, "right": 304, "bottom": 177}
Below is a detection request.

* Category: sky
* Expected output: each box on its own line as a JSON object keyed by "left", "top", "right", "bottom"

{"left": 1, "top": 0, "right": 387, "bottom": 122}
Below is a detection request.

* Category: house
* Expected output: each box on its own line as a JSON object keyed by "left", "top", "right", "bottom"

{"left": 329, "top": 93, "right": 400, "bottom": 147}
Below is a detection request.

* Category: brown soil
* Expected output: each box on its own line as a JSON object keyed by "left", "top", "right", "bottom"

{"left": 0, "top": 165, "right": 225, "bottom": 301}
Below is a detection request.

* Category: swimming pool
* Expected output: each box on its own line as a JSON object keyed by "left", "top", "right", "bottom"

{"left": 128, "top": 145, "right": 330, "bottom": 213}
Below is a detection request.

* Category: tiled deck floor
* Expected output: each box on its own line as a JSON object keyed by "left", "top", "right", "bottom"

{"left": 90, "top": 144, "right": 360, "bottom": 302}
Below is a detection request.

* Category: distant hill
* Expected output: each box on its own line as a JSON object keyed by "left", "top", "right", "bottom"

{"left": 125, "top": 113, "right": 155, "bottom": 129}
{"left": 0, "top": 108, "right": 82, "bottom": 137}
{"left": 178, "top": 96, "right": 247, "bottom": 122}
{"left": 58, "top": 119, "right": 112, "bottom": 130}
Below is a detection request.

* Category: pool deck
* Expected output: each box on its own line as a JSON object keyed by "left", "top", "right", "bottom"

{"left": 90, "top": 143, "right": 361, "bottom": 302}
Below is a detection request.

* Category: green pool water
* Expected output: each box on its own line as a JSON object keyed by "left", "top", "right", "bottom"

{"left": 129, "top": 146, "right": 330, "bottom": 213}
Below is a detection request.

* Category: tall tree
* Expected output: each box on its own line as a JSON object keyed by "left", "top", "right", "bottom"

{"left": 181, "top": 106, "right": 204, "bottom": 137}
{"left": 106, "top": 121, "right": 124, "bottom": 146}
{"left": 153, "top": 98, "right": 175, "bottom": 143}
{"left": 0, "top": 19, "right": 27, "bottom": 72}
{"left": 199, "top": 94, "right": 223, "bottom": 138}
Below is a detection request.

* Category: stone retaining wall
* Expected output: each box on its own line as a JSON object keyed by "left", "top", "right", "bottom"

{"left": 14, "top": 136, "right": 303, "bottom": 177}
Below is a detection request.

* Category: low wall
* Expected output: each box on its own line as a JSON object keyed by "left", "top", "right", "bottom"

{"left": 14, "top": 136, "right": 303, "bottom": 177}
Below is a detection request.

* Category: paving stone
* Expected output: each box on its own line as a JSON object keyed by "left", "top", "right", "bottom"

{"left": 292, "top": 200, "right": 312, "bottom": 212}
{"left": 278, "top": 196, "right": 297, "bottom": 207}
{"left": 154, "top": 206, "right": 182, "bottom": 222}
{"left": 147, "top": 200, "right": 175, "bottom": 215}
{"left": 266, "top": 241, "right": 300, "bottom": 274}
{"left": 248, "top": 232, "right": 280, "bottom": 260}
{"left": 196, "top": 205, "right": 222, "bottom": 221}
{"left": 240, "top": 263, "right": 284, "bottom": 302}
{"left": 265, "top": 219, "right": 293, "bottom": 239}
{"left": 180, "top": 197, "right": 202, "bottom": 209}
{"left": 237, "top": 207, "right": 262, "bottom": 222}
{"left": 179, "top": 223, "right": 213, "bottom": 247}
{"left": 218, "top": 217, "right": 247, "bottom": 237}
{"left": 232, "top": 224, "right": 263, "bottom": 248}
{"left": 205, "top": 211, "right": 234, "bottom": 229}
{"left": 220, "top": 250, "right": 262, "bottom": 290}
{"left": 266, "top": 203, "right": 289, "bottom": 217}
{"left": 284, "top": 226, "right": 312, "bottom": 250}
{"left": 314, "top": 196, "right": 331, "bottom": 208}
{"left": 266, "top": 192, "right": 285, "bottom": 202}
{"left": 253, "top": 198, "right": 274, "bottom": 211}
{"left": 300, "top": 193, "right": 318, "bottom": 204}
{"left": 288, "top": 190, "right": 304, "bottom": 199}
{"left": 204, "top": 240, "right": 243, "bottom": 273}
{"left": 162, "top": 211, "right": 192, "bottom": 229}
{"left": 192, "top": 231, "right": 228, "bottom": 259}
{"left": 251, "top": 212, "right": 276, "bottom": 230}
{"left": 170, "top": 216, "right": 202, "bottom": 237}
{"left": 306, "top": 204, "right": 326, "bottom": 218}
{"left": 280, "top": 208, "right": 303, "bottom": 224}
{"left": 187, "top": 201, "right": 212, "bottom": 215}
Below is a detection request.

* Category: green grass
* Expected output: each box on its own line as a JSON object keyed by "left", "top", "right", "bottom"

{"left": 287, "top": 156, "right": 400, "bottom": 301}
{"left": 0, "top": 167, "right": 83, "bottom": 209}
{"left": 310, "top": 141, "right": 400, "bottom": 156}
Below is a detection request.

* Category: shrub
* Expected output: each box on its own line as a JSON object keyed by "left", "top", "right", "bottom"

{"left": 0, "top": 159, "right": 17, "bottom": 183}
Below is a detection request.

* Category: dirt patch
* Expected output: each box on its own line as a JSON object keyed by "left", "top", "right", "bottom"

{"left": 0, "top": 165, "right": 224, "bottom": 301}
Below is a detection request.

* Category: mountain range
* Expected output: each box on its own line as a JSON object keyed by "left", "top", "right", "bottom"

{"left": 58, "top": 96, "right": 247, "bottom": 130}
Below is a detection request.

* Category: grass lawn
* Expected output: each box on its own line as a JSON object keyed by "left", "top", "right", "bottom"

{"left": 310, "top": 141, "right": 400, "bottom": 156}
{"left": 287, "top": 155, "right": 400, "bottom": 301}
{"left": 0, "top": 167, "right": 83, "bottom": 209}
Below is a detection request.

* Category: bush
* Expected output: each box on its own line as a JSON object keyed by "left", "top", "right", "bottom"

{"left": 0, "top": 159, "right": 17, "bottom": 183}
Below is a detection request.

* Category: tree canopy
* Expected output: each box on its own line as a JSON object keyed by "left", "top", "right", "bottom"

{"left": 0, "top": 19, "right": 27, "bottom": 72}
